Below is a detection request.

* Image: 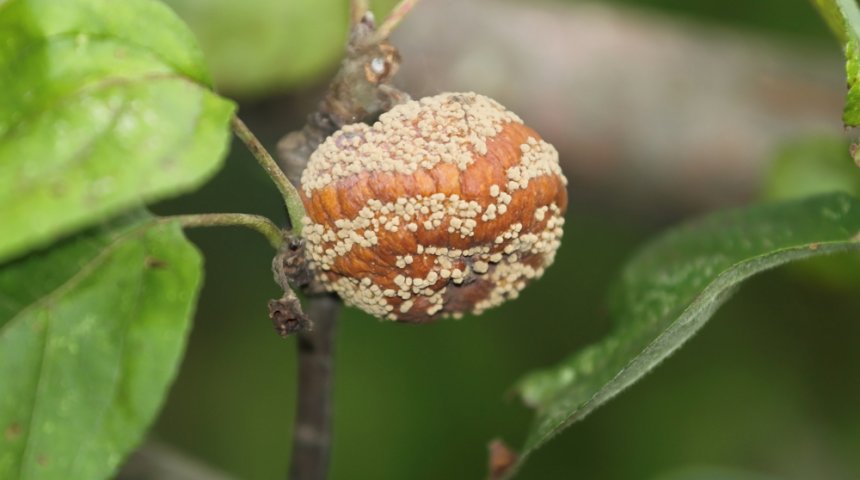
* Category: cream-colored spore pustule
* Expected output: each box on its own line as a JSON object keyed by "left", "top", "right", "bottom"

{"left": 300, "top": 92, "right": 568, "bottom": 322}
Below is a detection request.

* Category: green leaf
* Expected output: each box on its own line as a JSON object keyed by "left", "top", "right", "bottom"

{"left": 0, "top": 0, "right": 236, "bottom": 263}
{"left": 0, "top": 216, "right": 202, "bottom": 480}
{"left": 764, "top": 137, "right": 860, "bottom": 200}
{"left": 163, "top": 0, "right": 399, "bottom": 97}
{"left": 812, "top": 0, "right": 860, "bottom": 126}
{"left": 812, "top": 0, "right": 851, "bottom": 43}
{"left": 511, "top": 193, "right": 860, "bottom": 477}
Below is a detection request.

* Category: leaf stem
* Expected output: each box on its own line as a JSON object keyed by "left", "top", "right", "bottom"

{"left": 165, "top": 213, "right": 284, "bottom": 250}
{"left": 350, "top": 0, "right": 370, "bottom": 25}
{"left": 370, "top": 0, "right": 419, "bottom": 44}
{"left": 231, "top": 115, "right": 306, "bottom": 236}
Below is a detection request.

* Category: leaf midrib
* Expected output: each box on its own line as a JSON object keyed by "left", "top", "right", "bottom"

{"left": 0, "top": 221, "right": 157, "bottom": 339}
{"left": 0, "top": 72, "right": 196, "bottom": 143}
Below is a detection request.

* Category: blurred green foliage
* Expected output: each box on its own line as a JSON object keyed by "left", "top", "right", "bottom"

{"left": 599, "top": 0, "right": 832, "bottom": 41}
{"left": 163, "top": 0, "right": 398, "bottom": 97}
{"left": 763, "top": 137, "right": 860, "bottom": 292}
{"left": 765, "top": 138, "right": 860, "bottom": 201}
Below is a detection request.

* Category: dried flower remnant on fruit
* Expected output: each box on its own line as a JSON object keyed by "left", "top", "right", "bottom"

{"left": 300, "top": 92, "right": 568, "bottom": 322}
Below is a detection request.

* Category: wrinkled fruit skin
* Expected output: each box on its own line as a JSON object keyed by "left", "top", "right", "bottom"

{"left": 300, "top": 92, "right": 568, "bottom": 322}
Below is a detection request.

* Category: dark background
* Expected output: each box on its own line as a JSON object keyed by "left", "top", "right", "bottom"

{"left": 148, "top": 1, "right": 860, "bottom": 478}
